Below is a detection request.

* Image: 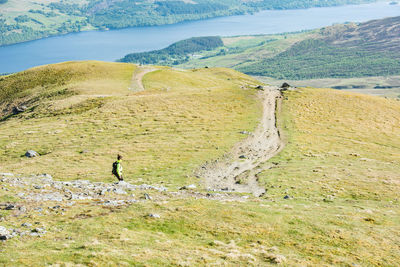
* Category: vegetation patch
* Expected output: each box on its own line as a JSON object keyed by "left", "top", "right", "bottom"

{"left": 119, "top": 36, "right": 223, "bottom": 65}
{"left": 238, "top": 38, "right": 400, "bottom": 79}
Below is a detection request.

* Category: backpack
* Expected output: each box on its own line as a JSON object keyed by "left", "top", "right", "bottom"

{"left": 112, "top": 161, "right": 118, "bottom": 175}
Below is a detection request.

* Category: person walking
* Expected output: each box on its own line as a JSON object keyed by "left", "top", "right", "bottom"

{"left": 112, "top": 154, "right": 124, "bottom": 181}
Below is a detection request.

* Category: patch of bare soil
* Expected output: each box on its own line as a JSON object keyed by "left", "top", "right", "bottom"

{"left": 197, "top": 86, "right": 284, "bottom": 197}
{"left": 129, "top": 66, "right": 157, "bottom": 92}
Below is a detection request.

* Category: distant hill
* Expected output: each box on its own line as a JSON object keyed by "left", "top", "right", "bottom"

{"left": 119, "top": 36, "right": 224, "bottom": 65}
{"left": 0, "top": 0, "right": 375, "bottom": 46}
{"left": 239, "top": 16, "right": 400, "bottom": 79}
{"left": 138, "top": 16, "right": 400, "bottom": 80}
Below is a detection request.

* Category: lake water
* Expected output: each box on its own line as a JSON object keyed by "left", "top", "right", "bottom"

{"left": 1, "top": 1, "right": 400, "bottom": 73}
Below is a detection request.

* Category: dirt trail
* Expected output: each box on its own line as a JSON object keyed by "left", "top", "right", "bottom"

{"left": 197, "top": 86, "right": 284, "bottom": 197}
{"left": 129, "top": 66, "right": 157, "bottom": 92}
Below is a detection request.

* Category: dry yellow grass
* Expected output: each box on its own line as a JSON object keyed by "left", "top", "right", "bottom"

{"left": 0, "top": 61, "right": 261, "bottom": 186}
{"left": 1, "top": 65, "right": 399, "bottom": 265}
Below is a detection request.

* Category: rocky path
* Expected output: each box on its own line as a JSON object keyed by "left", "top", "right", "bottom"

{"left": 197, "top": 86, "right": 284, "bottom": 197}
{"left": 0, "top": 173, "right": 252, "bottom": 241}
{"left": 129, "top": 66, "right": 157, "bottom": 92}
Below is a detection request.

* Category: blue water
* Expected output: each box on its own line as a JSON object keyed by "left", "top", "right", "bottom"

{"left": 1, "top": 1, "right": 400, "bottom": 73}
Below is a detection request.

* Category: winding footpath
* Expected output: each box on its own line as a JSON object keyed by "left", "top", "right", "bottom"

{"left": 129, "top": 66, "right": 157, "bottom": 92}
{"left": 197, "top": 86, "right": 284, "bottom": 197}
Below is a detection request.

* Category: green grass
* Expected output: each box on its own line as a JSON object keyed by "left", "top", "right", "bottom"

{"left": 176, "top": 31, "right": 316, "bottom": 69}
{"left": 0, "top": 61, "right": 261, "bottom": 187}
{"left": 0, "top": 62, "right": 399, "bottom": 265}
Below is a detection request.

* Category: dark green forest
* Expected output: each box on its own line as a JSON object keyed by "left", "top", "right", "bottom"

{"left": 0, "top": 0, "right": 375, "bottom": 46}
{"left": 237, "top": 39, "right": 400, "bottom": 79}
{"left": 119, "top": 37, "right": 223, "bottom": 65}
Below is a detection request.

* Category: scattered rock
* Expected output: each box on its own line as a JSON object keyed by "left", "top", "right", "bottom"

{"left": 0, "top": 226, "right": 10, "bottom": 240}
{"left": 12, "top": 105, "right": 28, "bottom": 114}
{"left": 18, "top": 206, "right": 27, "bottom": 213}
{"left": 103, "top": 200, "right": 125, "bottom": 206}
{"left": 360, "top": 158, "right": 373, "bottom": 162}
{"left": 180, "top": 184, "right": 197, "bottom": 190}
{"left": 30, "top": 227, "right": 47, "bottom": 237}
{"left": 0, "top": 173, "right": 14, "bottom": 177}
{"left": 265, "top": 254, "right": 286, "bottom": 264}
{"left": 147, "top": 213, "right": 161, "bottom": 218}
{"left": 323, "top": 196, "right": 335, "bottom": 202}
{"left": 280, "top": 82, "right": 291, "bottom": 89}
{"left": 41, "top": 173, "right": 53, "bottom": 179}
{"left": 364, "top": 217, "right": 375, "bottom": 223}
{"left": 25, "top": 150, "right": 39, "bottom": 158}
{"left": 113, "top": 188, "right": 127, "bottom": 195}
{"left": 5, "top": 204, "right": 15, "bottom": 210}
{"left": 31, "top": 227, "right": 46, "bottom": 233}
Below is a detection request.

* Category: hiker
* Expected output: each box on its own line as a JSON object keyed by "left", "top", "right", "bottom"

{"left": 112, "top": 154, "right": 124, "bottom": 181}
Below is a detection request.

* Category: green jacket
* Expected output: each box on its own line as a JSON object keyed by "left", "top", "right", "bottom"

{"left": 116, "top": 160, "right": 123, "bottom": 176}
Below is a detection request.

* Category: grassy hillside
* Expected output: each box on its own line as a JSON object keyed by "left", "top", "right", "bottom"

{"left": 0, "top": 62, "right": 399, "bottom": 265}
{"left": 0, "top": 61, "right": 262, "bottom": 186}
{"left": 0, "top": 0, "right": 375, "bottom": 46}
{"left": 134, "top": 16, "right": 400, "bottom": 80}
{"left": 238, "top": 16, "right": 400, "bottom": 78}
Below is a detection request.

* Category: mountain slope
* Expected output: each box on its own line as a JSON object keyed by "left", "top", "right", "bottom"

{"left": 0, "top": 61, "right": 262, "bottom": 185}
{"left": 0, "top": 62, "right": 399, "bottom": 265}
{"left": 239, "top": 16, "right": 400, "bottom": 78}
{"left": 128, "top": 16, "right": 400, "bottom": 80}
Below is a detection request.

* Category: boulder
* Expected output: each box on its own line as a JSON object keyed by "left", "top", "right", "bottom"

{"left": 281, "top": 82, "right": 291, "bottom": 89}
{"left": 0, "top": 226, "right": 10, "bottom": 240}
{"left": 113, "top": 188, "right": 127, "bottom": 195}
{"left": 180, "top": 184, "right": 197, "bottom": 190}
{"left": 25, "top": 150, "right": 39, "bottom": 158}
{"left": 5, "top": 204, "right": 15, "bottom": 210}
{"left": 143, "top": 193, "right": 152, "bottom": 200}
{"left": 12, "top": 105, "right": 27, "bottom": 115}
{"left": 147, "top": 213, "right": 161, "bottom": 218}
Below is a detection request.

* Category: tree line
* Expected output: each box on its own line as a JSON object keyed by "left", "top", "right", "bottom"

{"left": 237, "top": 39, "right": 400, "bottom": 79}
{"left": 119, "top": 37, "right": 223, "bottom": 65}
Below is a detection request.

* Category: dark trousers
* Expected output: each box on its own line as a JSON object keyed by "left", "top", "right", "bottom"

{"left": 115, "top": 173, "right": 123, "bottom": 181}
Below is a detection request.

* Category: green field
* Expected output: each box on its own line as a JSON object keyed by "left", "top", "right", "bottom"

{"left": 0, "top": 61, "right": 399, "bottom": 265}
